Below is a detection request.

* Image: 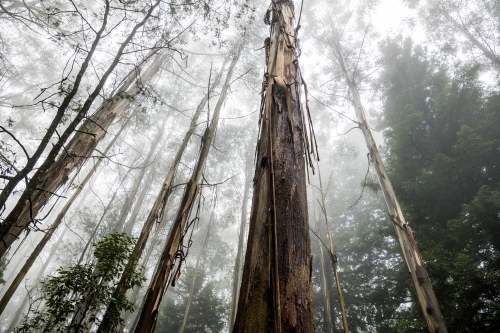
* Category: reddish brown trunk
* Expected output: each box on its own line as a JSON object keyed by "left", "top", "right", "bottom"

{"left": 233, "top": 2, "right": 315, "bottom": 332}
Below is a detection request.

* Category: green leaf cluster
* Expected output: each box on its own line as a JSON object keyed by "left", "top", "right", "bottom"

{"left": 15, "top": 233, "right": 145, "bottom": 333}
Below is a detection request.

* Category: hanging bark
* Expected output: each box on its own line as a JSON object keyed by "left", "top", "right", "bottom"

{"left": 233, "top": 2, "right": 316, "bottom": 332}
{"left": 330, "top": 33, "right": 448, "bottom": 333}
{"left": 69, "top": 123, "right": 166, "bottom": 329}
{"left": 179, "top": 197, "right": 215, "bottom": 333}
{"left": 228, "top": 142, "right": 253, "bottom": 331}
{"left": 0, "top": 119, "right": 130, "bottom": 315}
{"left": 126, "top": 208, "right": 173, "bottom": 333}
{"left": 0, "top": 0, "right": 162, "bottom": 258}
{"left": 95, "top": 53, "right": 232, "bottom": 332}
{"left": 132, "top": 44, "right": 243, "bottom": 333}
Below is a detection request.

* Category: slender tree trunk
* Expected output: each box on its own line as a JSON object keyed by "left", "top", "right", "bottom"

{"left": 123, "top": 159, "right": 160, "bottom": 235}
{"left": 5, "top": 227, "right": 68, "bottom": 332}
{"left": 330, "top": 33, "right": 448, "bottom": 333}
{"left": 316, "top": 167, "right": 348, "bottom": 333}
{"left": 95, "top": 53, "right": 231, "bottom": 332}
{"left": 0, "top": 0, "right": 162, "bottom": 258}
{"left": 133, "top": 44, "right": 243, "bottom": 333}
{"left": 0, "top": 118, "right": 130, "bottom": 315}
{"left": 76, "top": 183, "right": 123, "bottom": 266}
{"left": 233, "top": 2, "right": 315, "bottom": 332}
{"left": 314, "top": 205, "right": 335, "bottom": 333}
{"left": 229, "top": 144, "right": 253, "bottom": 331}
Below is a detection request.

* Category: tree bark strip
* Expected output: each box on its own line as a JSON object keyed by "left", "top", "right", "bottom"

{"left": 233, "top": 2, "right": 315, "bottom": 332}
{"left": 179, "top": 199, "right": 215, "bottom": 333}
{"left": 133, "top": 44, "right": 243, "bottom": 333}
{"left": 330, "top": 33, "right": 448, "bottom": 333}
{"left": 313, "top": 205, "right": 335, "bottom": 333}
{"left": 125, "top": 210, "right": 173, "bottom": 333}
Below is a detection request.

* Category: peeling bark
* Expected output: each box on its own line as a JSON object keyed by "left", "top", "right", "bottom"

{"left": 233, "top": 2, "right": 315, "bottom": 332}
{"left": 179, "top": 201, "right": 214, "bottom": 333}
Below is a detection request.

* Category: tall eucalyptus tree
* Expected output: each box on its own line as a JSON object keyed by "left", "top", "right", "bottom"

{"left": 233, "top": 1, "right": 318, "bottom": 331}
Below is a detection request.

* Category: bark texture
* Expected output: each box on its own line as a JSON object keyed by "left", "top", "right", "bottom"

{"left": 233, "top": 2, "right": 315, "bottom": 332}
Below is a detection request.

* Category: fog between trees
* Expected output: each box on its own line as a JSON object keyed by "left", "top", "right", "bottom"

{"left": 0, "top": 0, "right": 499, "bottom": 332}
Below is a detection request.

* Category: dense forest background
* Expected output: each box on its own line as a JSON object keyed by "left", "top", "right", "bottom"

{"left": 0, "top": 0, "right": 499, "bottom": 332}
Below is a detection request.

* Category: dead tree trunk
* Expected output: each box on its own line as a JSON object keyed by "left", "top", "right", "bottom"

{"left": 132, "top": 44, "right": 243, "bottom": 333}
{"left": 233, "top": 2, "right": 316, "bottom": 332}
{"left": 330, "top": 34, "right": 448, "bottom": 333}
{"left": 228, "top": 142, "right": 253, "bottom": 331}
{"left": 0, "top": 0, "right": 162, "bottom": 258}
{"left": 95, "top": 54, "right": 232, "bottom": 332}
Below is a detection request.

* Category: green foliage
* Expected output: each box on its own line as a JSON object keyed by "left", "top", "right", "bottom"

{"left": 378, "top": 39, "right": 500, "bottom": 332}
{"left": 15, "top": 233, "right": 145, "bottom": 333}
